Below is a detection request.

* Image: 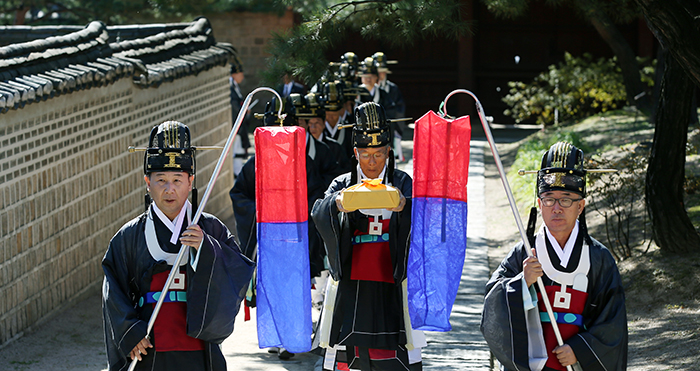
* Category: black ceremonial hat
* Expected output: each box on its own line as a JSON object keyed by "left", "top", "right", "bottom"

{"left": 144, "top": 121, "right": 195, "bottom": 175}
{"left": 323, "top": 81, "right": 344, "bottom": 112}
{"left": 537, "top": 142, "right": 586, "bottom": 196}
{"left": 230, "top": 53, "right": 244, "bottom": 74}
{"left": 295, "top": 92, "right": 325, "bottom": 119}
{"left": 372, "top": 52, "right": 392, "bottom": 73}
{"left": 360, "top": 57, "right": 378, "bottom": 76}
{"left": 353, "top": 102, "right": 391, "bottom": 148}
{"left": 261, "top": 96, "right": 297, "bottom": 126}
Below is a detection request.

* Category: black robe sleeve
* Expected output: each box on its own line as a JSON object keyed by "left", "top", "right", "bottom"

{"left": 186, "top": 214, "right": 255, "bottom": 343}
{"left": 229, "top": 156, "right": 257, "bottom": 259}
{"left": 311, "top": 174, "right": 351, "bottom": 281}
{"left": 480, "top": 243, "right": 533, "bottom": 371}
{"left": 388, "top": 171, "right": 412, "bottom": 284}
{"left": 102, "top": 217, "right": 150, "bottom": 371}
{"left": 102, "top": 213, "right": 255, "bottom": 371}
{"left": 480, "top": 239, "right": 628, "bottom": 371}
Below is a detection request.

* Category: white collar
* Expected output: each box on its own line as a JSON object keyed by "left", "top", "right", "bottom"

{"left": 152, "top": 200, "right": 192, "bottom": 245}
{"left": 544, "top": 220, "right": 579, "bottom": 268}
{"left": 534, "top": 222, "right": 590, "bottom": 291}
{"left": 325, "top": 120, "right": 338, "bottom": 136}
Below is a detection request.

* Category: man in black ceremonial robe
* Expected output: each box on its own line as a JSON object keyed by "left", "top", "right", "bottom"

{"left": 481, "top": 142, "right": 627, "bottom": 371}
{"left": 102, "top": 121, "right": 254, "bottom": 371}
{"left": 312, "top": 102, "right": 423, "bottom": 371}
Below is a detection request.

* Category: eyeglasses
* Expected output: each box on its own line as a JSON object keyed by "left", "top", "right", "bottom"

{"left": 357, "top": 151, "right": 388, "bottom": 161}
{"left": 539, "top": 197, "right": 582, "bottom": 208}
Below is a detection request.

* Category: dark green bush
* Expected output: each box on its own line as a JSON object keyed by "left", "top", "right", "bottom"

{"left": 502, "top": 52, "right": 654, "bottom": 126}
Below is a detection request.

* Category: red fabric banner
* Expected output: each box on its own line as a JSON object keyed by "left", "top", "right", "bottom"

{"left": 412, "top": 111, "right": 471, "bottom": 201}
{"left": 255, "top": 126, "right": 308, "bottom": 223}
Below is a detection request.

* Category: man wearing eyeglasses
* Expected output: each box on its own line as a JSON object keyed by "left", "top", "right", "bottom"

{"left": 311, "top": 102, "right": 423, "bottom": 371}
{"left": 481, "top": 142, "right": 628, "bottom": 371}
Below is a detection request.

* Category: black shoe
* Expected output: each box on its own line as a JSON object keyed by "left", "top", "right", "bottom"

{"left": 278, "top": 348, "right": 295, "bottom": 360}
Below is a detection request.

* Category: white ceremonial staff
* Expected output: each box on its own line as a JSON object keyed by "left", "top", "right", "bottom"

{"left": 128, "top": 87, "right": 284, "bottom": 371}
{"left": 441, "top": 89, "right": 578, "bottom": 371}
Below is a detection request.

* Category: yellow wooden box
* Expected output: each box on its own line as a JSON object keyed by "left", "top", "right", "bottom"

{"left": 339, "top": 179, "right": 400, "bottom": 211}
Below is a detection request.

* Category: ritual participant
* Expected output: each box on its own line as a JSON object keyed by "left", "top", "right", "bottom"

{"left": 297, "top": 92, "right": 352, "bottom": 175}
{"left": 372, "top": 52, "right": 406, "bottom": 162}
{"left": 481, "top": 142, "right": 628, "bottom": 371}
{"left": 230, "top": 98, "right": 340, "bottom": 263}
{"left": 312, "top": 102, "right": 424, "bottom": 371}
{"left": 357, "top": 57, "right": 383, "bottom": 106}
{"left": 229, "top": 99, "right": 340, "bottom": 360}
{"left": 229, "top": 54, "right": 251, "bottom": 177}
{"left": 372, "top": 52, "right": 405, "bottom": 120}
{"left": 277, "top": 71, "right": 307, "bottom": 98}
{"left": 321, "top": 81, "right": 354, "bottom": 169}
{"left": 102, "top": 121, "right": 254, "bottom": 371}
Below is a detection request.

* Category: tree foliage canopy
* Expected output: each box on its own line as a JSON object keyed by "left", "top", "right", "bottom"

{"left": 261, "top": 0, "right": 472, "bottom": 85}
{"left": 482, "top": 0, "right": 641, "bottom": 24}
{"left": 0, "top": 0, "right": 288, "bottom": 25}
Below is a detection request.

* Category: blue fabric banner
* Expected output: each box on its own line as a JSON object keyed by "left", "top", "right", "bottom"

{"left": 408, "top": 197, "right": 468, "bottom": 331}
{"left": 256, "top": 221, "right": 312, "bottom": 352}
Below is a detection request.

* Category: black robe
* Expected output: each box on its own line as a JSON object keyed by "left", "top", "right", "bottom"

{"left": 311, "top": 169, "right": 413, "bottom": 351}
{"left": 323, "top": 115, "right": 355, "bottom": 167}
{"left": 102, "top": 207, "right": 254, "bottom": 371}
{"left": 323, "top": 135, "right": 353, "bottom": 175}
{"left": 480, "top": 233, "right": 627, "bottom": 371}
{"left": 230, "top": 77, "right": 250, "bottom": 149}
{"left": 229, "top": 136, "right": 341, "bottom": 276}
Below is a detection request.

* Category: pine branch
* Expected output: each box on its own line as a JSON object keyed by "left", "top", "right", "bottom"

{"left": 262, "top": 0, "right": 471, "bottom": 86}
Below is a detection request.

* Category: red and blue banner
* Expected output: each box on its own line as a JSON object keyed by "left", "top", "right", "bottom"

{"left": 408, "top": 111, "right": 471, "bottom": 331}
{"left": 255, "top": 126, "right": 312, "bottom": 352}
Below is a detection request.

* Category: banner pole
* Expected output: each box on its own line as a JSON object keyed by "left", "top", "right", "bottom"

{"left": 442, "top": 89, "right": 573, "bottom": 371}
{"left": 127, "top": 87, "right": 282, "bottom": 371}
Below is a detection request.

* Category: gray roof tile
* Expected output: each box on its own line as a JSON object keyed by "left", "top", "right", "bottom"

{"left": 1, "top": 17, "right": 235, "bottom": 112}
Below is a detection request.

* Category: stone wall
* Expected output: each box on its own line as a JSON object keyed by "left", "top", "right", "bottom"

{"left": 208, "top": 10, "right": 296, "bottom": 92}
{"left": 0, "top": 66, "right": 234, "bottom": 347}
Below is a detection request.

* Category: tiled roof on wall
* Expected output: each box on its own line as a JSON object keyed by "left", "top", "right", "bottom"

{"left": 0, "top": 17, "right": 235, "bottom": 113}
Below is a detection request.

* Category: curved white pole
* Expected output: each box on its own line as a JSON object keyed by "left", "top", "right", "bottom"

{"left": 128, "top": 87, "right": 282, "bottom": 371}
{"left": 442, "top": 89, "right": 573, "bottom": 371}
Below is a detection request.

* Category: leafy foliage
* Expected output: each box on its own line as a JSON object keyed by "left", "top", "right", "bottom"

{"left": 482, "top": 0, "right": 641, "bottom": 24}
{"left": 587, "top": 145, "right": 650, "bottom": 260}
{"left": 0, "top": 0, "right": 289, "bottom": 25}
{"left": 502, "top": 52, "right": 654, "bottom": 126}
{"left": 261, "top": 0, "right": 472, "bottom": 85}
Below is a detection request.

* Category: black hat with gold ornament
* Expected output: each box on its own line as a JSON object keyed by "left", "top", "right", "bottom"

{"left": 537, "top": 142, "right": 586, "bottom": 197}
{"left": 144, "top": 121, "right": 196, "bottom": 175}
{"left": 229, "top": 53, "right": 244, "bottom": 74}
{"left": 353, "top": 102, "right": 391, "bottom": 148}
{"left": 359, "top": 57, "right": 378, "bottom": 77}
{"left": 295, "top": 92, "right": 325, "bottom": 120}
{"left": 372, "top": 52, "right": 397, "bottom": 74}
{"left": 258, "top": 95, "right": 296, "bottom": 126}
{"left": 141, "top": 120, "right": 199, "bottom": 213}
{"left": 323, "top": 81, "right": 344, "bottom": 112}
{"left": 341, "top": 52, "right": 359, "bottom": 70}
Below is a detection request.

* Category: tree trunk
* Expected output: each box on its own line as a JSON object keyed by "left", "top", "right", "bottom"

{"left": 14, "top": 6, "right": 29, "bottom": 25}
{"left": 633, "top": 0, "right": 700, "bottom": 88}
{"left": 645, "top": 56, "right": 700, "bottom": 253}
{"left": 577, "top": 1, "right": 651, "bottom": 114}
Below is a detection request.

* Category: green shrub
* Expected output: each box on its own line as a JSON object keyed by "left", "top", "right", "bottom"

{"left": 508, "top": 130, "right": 590, "bottom": 203}
{"left": 502, "top": 52, "right": 654, "bottom": 126}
